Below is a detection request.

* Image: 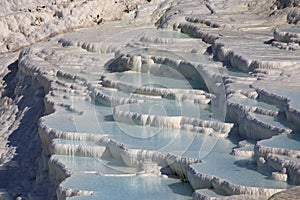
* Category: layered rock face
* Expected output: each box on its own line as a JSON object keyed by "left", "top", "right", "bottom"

{"left": 272, "top": 0, "right": 300, "bottom": 24}
{"left": 0, "top": 0, "right": 300, "bottom": 200}
{"left": 275, "top": 0, "right": 300, "bottom": 9}
{"left": 0, "top": 0, "right": 149, "bottom": 53}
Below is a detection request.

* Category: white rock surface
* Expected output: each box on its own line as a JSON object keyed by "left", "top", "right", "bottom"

{"left": 0, "top": 0, "right": 149, "bottom": 53}
{"left": 1, "top": 0, "right": 300, "bottom": 199}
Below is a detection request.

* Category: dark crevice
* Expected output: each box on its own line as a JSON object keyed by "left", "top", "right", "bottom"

{"left": 2, "top": 60, "right": 18, "bottom": 98}
{"left": 1, "top": 60, "right": 49, "bottom": 199}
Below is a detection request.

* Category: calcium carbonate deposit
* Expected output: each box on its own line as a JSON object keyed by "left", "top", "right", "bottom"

{"left": 1, "top": 0, "right": 300, "bottom": 199}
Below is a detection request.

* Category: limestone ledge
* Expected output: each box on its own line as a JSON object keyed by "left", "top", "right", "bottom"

{"left": 212, "top": 38, "right": 298, "bottom": 72}
{"left": 255, "top": 87, "right": 300, "bottom": 130}
{"left": 193, "top": 190, "right": 265, "bottom": 200}
{"left": 139, "top": 35, "right": 191, "bottom": 44}
{"left": 155, "top": 1, "right": 211, "bottom": 30}
{"left": 176, "top": 8, "right": 300, "bottom": 135}
{"left": 227, "top": 99, "right": 280, "bottom": 124}
{"left": 254, "top": 142, "right": 300, "bottom": 185}
{"left": 48, "top": 157, "right": 73, "bottom": 200}
{"left": 91, "top": 86, "right": 145, "bottom": 107}
{"left": 14, "top": 22, "right": 212, "bottom": 199}
{"left": 51, "top": 143, "right": 107, "bottom": 158}
{"left": 19, "top": 44, "right": 205, "bottom": 198}
{"left": 255, "top": 88, "right": 288, "bottom": 109}
{"left": 98, "top": 137, "right": 201, "bottom": 179}
{"left": 48, "top": 156, "right": 93, "bottom": 200}
{"left": 187, "top": 166, "right": 283, "bottom": 198}
{"left": 274, "top": 28, "right": 300, "bottom": 43}
{"left": 5, "top": 0, "right": 300, "bottom": 199}
{"left": 286, "top": 104, "right": 300, "bottom": 130}
{"left": 38, "top": 119, "right": 104, "bottom": 156}
{"left": 58, "top": 38, "right": 119, "bottom": 54}
{"left": 231, "top": 141, "right": 255, "bottom": 158}
{"left": 266, "top": 154, "right": 300, "bottom": 185}
{"left": 255, "top": 140, "right": 300, "bottom": 158}
{"left": 106, "top": 43, "right": 229, "bottom": 108}
{"left": 105, "top": 50, "right": 228, "bottom": 109}
{"left": 178, "top": 22, "right": 220, "bottom": 44}
{"left": 177, "top": 12, "right": 300, "bottom": 73}
{"left": 108, "top": 51, "right": 210, "bottom": 87}
{"left": 16, "top": 45, "right": 104, "bottom": 199}
{"left": 113, "top": 109, "right": 233, "bottom": 136}
{"left": 239, "top": 113, "right": 292, "bottom": 141}
{"left": 185, "top": 16, "right": 221, "bottom": 28}
{"left": 101, "top": 76, "right": 211, "bottom": 104}
{"left": 31, "top": 72, "right": 205, "bottom": 198}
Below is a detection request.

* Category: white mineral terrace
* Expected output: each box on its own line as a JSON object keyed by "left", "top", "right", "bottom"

{"left": 1, "top": 0, "right": 300, "bottom": 200}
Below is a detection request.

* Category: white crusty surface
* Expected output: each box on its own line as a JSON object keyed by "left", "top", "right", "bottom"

{"left": 1, "top": 0, "right": 300, "bottom": 199}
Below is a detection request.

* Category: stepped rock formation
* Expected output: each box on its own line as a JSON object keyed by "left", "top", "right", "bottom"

{"left": 0, "top": 0, "right": 300, "bottom": 199}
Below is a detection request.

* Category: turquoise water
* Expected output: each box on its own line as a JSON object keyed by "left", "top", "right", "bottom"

{"left": 52, "top": 155, "right": 136, "bottom": 174}
{"left": 56, "top": 151, "right": 194, "bottom": 199}
{"left": 42, "top": 27, "right": 298, "bottom": 199}
{"left": 218, "top": 67, "right": 251, "bottom": 77}
{"left": 251, "top": 113, "right": 291, "bottom": 130}
{"left": 258, "top": 134, "right": 300, "bottom": 150}
{"left": 103, "top": 72, "right": 203, "bottom": 90}
{"left": 65, "top": 174, "right": 193, "bottom": 200}
{"left": 115, "top": 101, "right": 211, "bottom": 119}
{"left": 229, "top": 97, "right": 280, "bottom": 112}
{"left": 191, "top": 153, "right": 291, "bottom": 189}
{"left": 260, "top": 85, "right": 300, "bottom": 110}
{"left": 144, "top": 30, "right": 191, "bottom": 39}
{"left": 279, "top": 28, "right": 300, "bottom": 34}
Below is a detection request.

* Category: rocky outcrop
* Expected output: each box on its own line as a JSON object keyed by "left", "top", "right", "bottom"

{"left": 269, "top": 186, "right": 300, "bottom": 200}
{"left": 0, "top": 0, "right": 149, "bottom": 53}
{"left": 275, "top": 0, "right": 300, "bottom": 9}
{"left": 187, "top": 165, "right": 284, "bottom": 198}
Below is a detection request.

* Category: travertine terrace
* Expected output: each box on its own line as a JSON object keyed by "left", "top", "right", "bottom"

{"left": 0, "top": 0, "right": 300, "bottom": 199}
